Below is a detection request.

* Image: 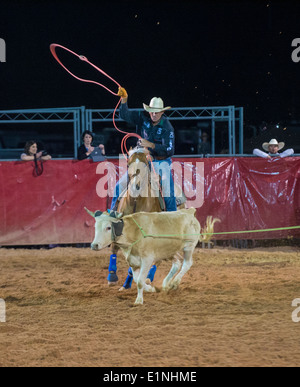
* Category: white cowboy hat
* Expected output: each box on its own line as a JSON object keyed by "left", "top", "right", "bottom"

{"left": 262, "top": 139, "right": 285, "bottom": 151}
{"left": 143, "top": 97, "right": 171, "bottom": 113}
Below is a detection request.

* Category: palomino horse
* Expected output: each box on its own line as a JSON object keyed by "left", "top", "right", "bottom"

{"left": 110, "top": 147, "right": 186, "bottom": 288}
{"left": 117, "top": 147, "right": 185, "bottom": 215}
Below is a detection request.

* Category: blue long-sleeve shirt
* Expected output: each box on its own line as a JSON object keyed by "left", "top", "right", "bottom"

{"left": 119, "top": 102, "right": 175, "bottom": 159}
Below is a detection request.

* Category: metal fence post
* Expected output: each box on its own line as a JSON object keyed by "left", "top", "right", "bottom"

{"left": 0, "top": 38, "right": 6, "bottom": 63}
{"left": 231, "top": 106, "right": 236, "bottom": 155}
{"left": 0, "top": 298, "right": 5, "bottom": 322}
{"left": 239, "top": 107, "right": 244, "bottom": 154}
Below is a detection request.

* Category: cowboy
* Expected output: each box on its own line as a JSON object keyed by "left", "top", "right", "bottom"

{"left": 107, "top": 87, "right": 177, "bottom": 287}
{"left": 253, "top": 139, "right": 294, "bottom": 159}
{"left": 111, "top": 87, "right": 177, "bottom": 212}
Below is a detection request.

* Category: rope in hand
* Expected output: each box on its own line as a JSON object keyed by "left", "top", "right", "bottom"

{"left": 49, "top": 43, "right": 141, "bottom": 158}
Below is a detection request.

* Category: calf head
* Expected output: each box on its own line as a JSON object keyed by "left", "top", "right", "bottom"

{"left": 85, "top": 208, "right": 123, "bottom": 251}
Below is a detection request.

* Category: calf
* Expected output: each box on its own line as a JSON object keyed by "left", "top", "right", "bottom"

{"left": 86, "top": 208, "right": 218, "bottom": 305}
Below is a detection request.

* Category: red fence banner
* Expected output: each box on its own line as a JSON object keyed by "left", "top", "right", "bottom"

{"left": 0, "top": 157, "right": 299, "bottom": 245}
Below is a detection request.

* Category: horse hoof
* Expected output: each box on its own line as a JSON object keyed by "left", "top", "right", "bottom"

{"left": 107, "top": 272, "right": 118, "bottom": 286}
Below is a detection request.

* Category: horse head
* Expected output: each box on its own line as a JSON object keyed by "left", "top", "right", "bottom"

{"left": 127, "top": 147, "right": 151, "bottom": 181}
{"left": 117, "top": 146, "right": 160, "bottom": 214}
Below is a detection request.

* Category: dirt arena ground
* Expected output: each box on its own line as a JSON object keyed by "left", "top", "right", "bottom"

{"left": 0, "top": 245, "right": 300, "bottom": 367}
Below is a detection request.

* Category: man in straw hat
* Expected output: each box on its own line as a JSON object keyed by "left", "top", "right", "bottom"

{"left": 253, "top": 139, "right": 294, "bottom": 159}
{"left": 106, "top": 87, "right": 177, "bottom": 287}
{"left": 113, "top": 86, "right": 177, "bottom": 212}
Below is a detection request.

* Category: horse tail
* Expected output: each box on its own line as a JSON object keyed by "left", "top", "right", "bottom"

{"left": 199, "top": 216, "right": 220, "bottom": 243}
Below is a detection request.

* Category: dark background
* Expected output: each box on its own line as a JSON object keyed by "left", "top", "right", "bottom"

{"left": 0, "top": 0, "right": 300, "bottom": 156}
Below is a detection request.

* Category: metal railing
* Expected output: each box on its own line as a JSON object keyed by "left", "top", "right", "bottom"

{"left": 0, "top": 105, "right": 244, "bottom": 159}
{"left": 85, "top": 105, "right": 244, "bottom": 155}
{"left": 0, "top": 107, "right": 84, "bottom": 158}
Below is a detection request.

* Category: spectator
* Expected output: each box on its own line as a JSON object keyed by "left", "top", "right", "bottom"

{"left": 20, "top": 140, "right": 51, "bottom": 161}
{"left": 253, "top": 139, "right": 294, "bottom": 159}
{"left": 77, "top": 130, "right": 105, "bottom": 160}
{"left": 197, "top": 131, "right": 211, "bottom": 155}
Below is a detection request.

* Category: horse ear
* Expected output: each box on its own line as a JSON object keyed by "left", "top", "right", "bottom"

{"left": 110, "top": 211, "right": 123, "bottom": 219}
{"left": 129, "top": 147, "right": 133, "bottom": 151}
{"left": 84, "top": 207, "right": 95, "bottom": 217}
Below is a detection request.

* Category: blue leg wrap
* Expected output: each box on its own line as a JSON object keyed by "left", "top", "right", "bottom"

{"left": 146, "top": 265, "right": 157, "bottom": 283}
{"left": 108, "top": 254, "right": 117, "bottom": 272}
{"left": 107, "top": 254, "right": 118, "bottom": 283}
{"left": 122, "top": 267, "right": 133, "bottom": 289}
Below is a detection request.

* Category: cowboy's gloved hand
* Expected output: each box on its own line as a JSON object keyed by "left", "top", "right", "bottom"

{"left": 117, "top": 87, "right": 128, "bottom": 99}
{"left": 139, "top": 139, "right": 155, "bottom": 149}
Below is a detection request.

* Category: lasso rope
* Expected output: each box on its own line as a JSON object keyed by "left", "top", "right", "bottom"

{"left": 125, "top": 218, "right": 300, "bottom": 248}
{"left": 49, "top": 43, "right": 141, "bottom": 157}
{"left": 114, "top": 219, "right": 300, "bottom": 250}
{"left": 50, "top": 43, "right": 121, "bottom": 95}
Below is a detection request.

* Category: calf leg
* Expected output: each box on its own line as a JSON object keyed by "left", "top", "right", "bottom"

{"left": 131, "top": 267, "right": 140, "bottom": 285}
{"left": 134, "top": 257, "right": 154, "bottom": 305}
{"left": 162, "top": 253, "right": 182, "bottom": 291}
{"left": 168, "top": 248, "right": 194, "bottom": 290}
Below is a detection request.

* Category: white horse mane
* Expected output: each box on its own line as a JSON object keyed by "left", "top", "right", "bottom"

{"left": 128, "top": 146, "right": 148, "bottom": 158}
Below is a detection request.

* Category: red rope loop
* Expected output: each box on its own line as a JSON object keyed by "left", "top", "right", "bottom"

{"left": 50, "top": 43, "right": 141, "bottom": 157}
{"left": 50, "top": 43, "right": 120, "bottom": 95}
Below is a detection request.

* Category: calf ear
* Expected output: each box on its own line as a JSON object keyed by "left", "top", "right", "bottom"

{"left": 84, "top": 207, "right": 95, "bottom": 217}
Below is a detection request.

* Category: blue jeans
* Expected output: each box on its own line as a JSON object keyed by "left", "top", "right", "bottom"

{"left": 110, "top": 157, "right": 177, "bottom": 211}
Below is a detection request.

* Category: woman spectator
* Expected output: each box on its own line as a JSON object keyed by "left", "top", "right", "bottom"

{"left": 77, "top": 130, "right": 105, "bottom": 160}
{"left": 21, "top": 140, "right": 52, "bottom": 161}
